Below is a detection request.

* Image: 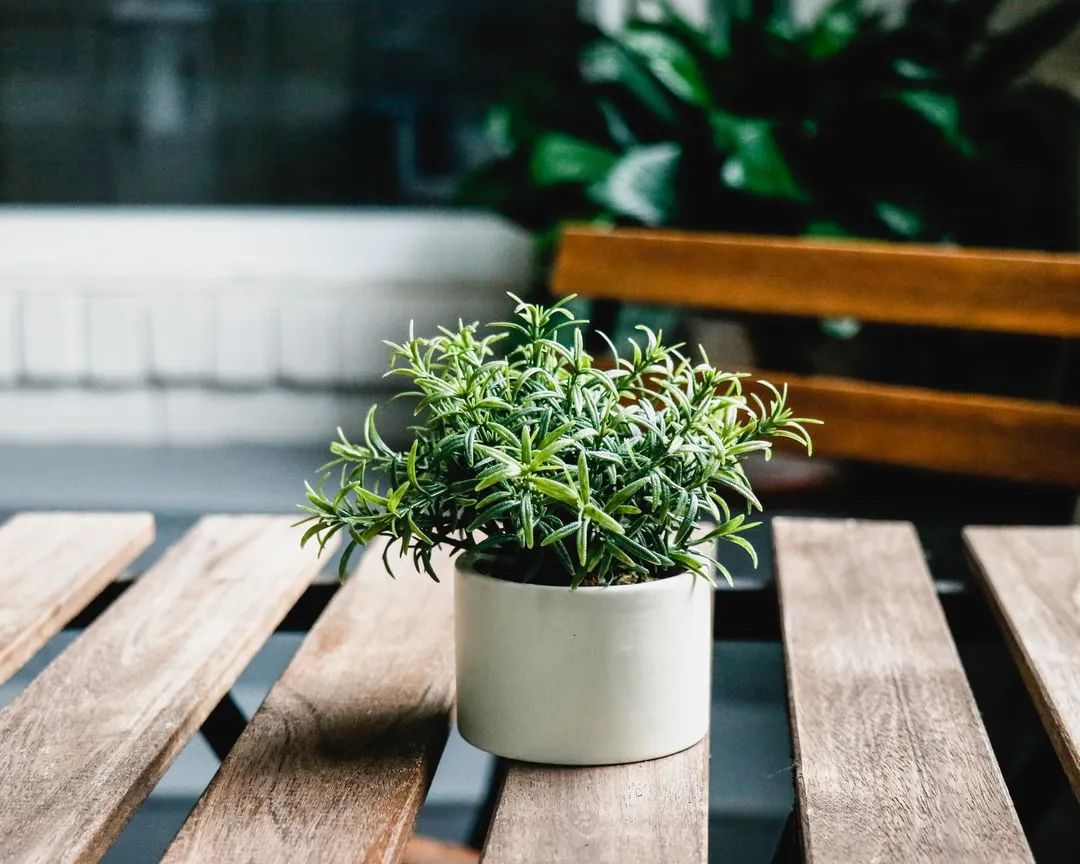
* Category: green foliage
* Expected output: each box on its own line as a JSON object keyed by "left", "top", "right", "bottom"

{"left": 299, "top": 296, "right": 818, "bottom": 588}
{"left": 460, "top": 0, "right": 1080, "bottom": 252}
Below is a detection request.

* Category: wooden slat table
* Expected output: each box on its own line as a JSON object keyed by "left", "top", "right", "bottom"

{"left": 0, "top": 511, "right": 1076, "bottom": 863}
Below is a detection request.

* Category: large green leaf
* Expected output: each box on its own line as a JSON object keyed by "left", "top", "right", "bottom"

{"left": 711, "top": 112, "right": 807, "bottom": 200}
{"left": 618, "top": 28, "right": 711, "bottom": 106}
{"left": 587, "top": 142, "right": 681, "bottom": 225}
{"left": 656, "top": 0, "right": 730, "bottom": 59}
{"left": 580, "top": 40, "right": 677, "bottom": 123}
{"left": 807, "top": 0, "right": 864, "bottom": 59}
{"left": 896, "top": 90, "right": 972, "bottom": 152}
{"left": 530, "top": 134, "right": 619, "bottom": 187}
{"left": 875, "top": 201, "right": 923, "bottom": 238}
{"left": 966, "top": 0, "right": 1080, "bottom": 88}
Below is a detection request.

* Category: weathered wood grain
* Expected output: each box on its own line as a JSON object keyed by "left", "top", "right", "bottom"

{"left": 481, "top": 737, "right": 709, "bottom": 864}
{"left": 161, "top": 538, "right": 456, "bottom": 863}
{"left": 0, "top": 511, "right": 154, "bottom": 687}
{"left": 773, "top": 517, "right": 1033, "bottom": 863}
{"left": 749, "top": 370, "right": 1080, "bottom": 486}
{"left": 0, "top": 515, "right": 335, "bottom": 864}
{"left": 964, "top": 526, "right": 1080, "bottom": 798}
{"left": 553, "top": 227, "right": 1080, "bottom": 336}
{"left": 404, "top": 836, "right": 480, "bottom": 864}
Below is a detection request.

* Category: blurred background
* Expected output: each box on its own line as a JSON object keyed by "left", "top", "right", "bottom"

{"left": 1, "top": 0, "right": 1079, "bottom": 862}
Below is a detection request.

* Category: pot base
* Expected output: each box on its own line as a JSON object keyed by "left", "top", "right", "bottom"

{"left": 457, "top": 722, "right": 708, "bottom": 767}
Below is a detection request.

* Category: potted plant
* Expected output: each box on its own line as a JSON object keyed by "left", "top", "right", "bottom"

{"left": 299, "top": 295, "right": 817, "bottom": 765}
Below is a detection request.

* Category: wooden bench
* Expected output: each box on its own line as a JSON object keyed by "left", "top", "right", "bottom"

{"left": 552, "top": 227, "right": 1080, "bottom": 486}
{"left": 0, "top": 511, "right": 1077, "bottom": 862}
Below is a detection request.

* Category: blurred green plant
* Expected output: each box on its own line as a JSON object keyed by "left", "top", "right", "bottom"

{"left": 460, "top": 0, "right": 1080, "bottom": 257}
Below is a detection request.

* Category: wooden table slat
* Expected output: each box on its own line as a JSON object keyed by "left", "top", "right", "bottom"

{"left": 481, "top": 737, "right": 709, "bottom": 864}
{"left": 0, "top": 512, "right": 154, "bottom": 687}
{"left": 964, "top": 525, "right": 1080, "bottom": 798}
{"left": 161, "top": 538, "right": 456, "bottom": 863}
{"left": 0, "top": 515, "right": 335, "bottom": 864}
{"left": 774, "top": 517, "right": 1033, "bottom": 863}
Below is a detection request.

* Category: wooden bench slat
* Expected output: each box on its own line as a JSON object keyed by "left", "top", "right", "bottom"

{"left": 964, "top": 526, "right": 1080, "bottom": 798}
{"left": 553, "top": 227, "right": 1080, "bottom": 337}
{"left": 0, "top": 512, "right": 154, "bottom": 687}
{"left": 481, "top": 737, "right": 709, "bottom": 864}
{"left": 751, "top": 370, "right": 1080, "bottom": 486}
{"left": 0, "top": 515, "right": 334, "bottom": 864}
{"left": 161, "top": 538, "right": 456, "bottom": 863}
{"left": 774, "top": 517, "right": 1033, "bottom": 863}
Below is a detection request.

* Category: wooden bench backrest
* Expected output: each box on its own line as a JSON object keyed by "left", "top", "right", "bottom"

{"left": 552, "top": 227, "right": 1080, "bottom": 486}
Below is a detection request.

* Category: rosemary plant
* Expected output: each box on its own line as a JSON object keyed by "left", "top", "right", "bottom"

{"left": 300, "top": 296, "right": 818, "bottom": 587}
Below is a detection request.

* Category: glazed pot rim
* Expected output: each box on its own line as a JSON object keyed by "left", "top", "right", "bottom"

{"left": 454, "top": 558, "right": 707, "bottom": 595}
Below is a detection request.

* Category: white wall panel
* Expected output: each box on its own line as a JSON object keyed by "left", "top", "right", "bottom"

{"left": 21, "top": 292, "right": 85, "bottom": 382}
{"left": 88, "top": 296, "right": 147, "bottom": 384}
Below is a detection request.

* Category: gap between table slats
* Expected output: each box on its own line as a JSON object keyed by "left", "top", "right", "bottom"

{"left": 964, "top": 526, "right": 1080, "bottom": 799}
{"left": 161, "top": 537, "right": 456, "bottom": 863}
{"left": 0, "top": 512, "right": 154, "bottom": 687}
{"left": 773, "top": 517, "right": 1033, "bottom": 864}
{"left": 481, "top": 737, "right": 709, "bottom": 864}
{"left": 0, "top": 514, "right": 336, "bottom": 864}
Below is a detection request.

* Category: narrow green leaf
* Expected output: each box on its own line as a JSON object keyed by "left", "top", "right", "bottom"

{"left": 406, "top": 439, "right": 420, "bottom": 487}
{"left": 583, "top": 502, "right": 625, "bottom": 535}
{"left": 530, "top": 476, "right": 581, "bottom": 506}
{"left": 723, "top": 532, "right": 759, "bottom": 568}
{"left": 386, "top": 481, "right": 410, "bottom": 514}
{"left": 464, "top": 426, "right": 478, "bottom": 465}
{"left": 476, "top": 489, "right": 514, "bottom": 511}
{"left": 520, "top": 425, "right": 533, "bottom": 464}
{"left": 577, "top": 517, "right": 590, "bottom": 567}
{"left": 467, "top": 499, "right": 519, "bottom": 532}
{"left": 520, "top": 494, "right": 535, "bottom": 548}
{"left": 338, "top": 540, "right": 359, "bottom": 583}
{"left": 475, "top": 463, "right": 519, "bottom": 492}
{"left": 531, "top": 134, "right": 618, "bottom": 187}
{"left": 355, "top": 486, "right": 389, "bottom": 508}
{"left": 541, "top": 520, "right": 581, "bottom": 547}
{"left": 604, "top": 475, "right": 651, "bottom": 512}
{"left": 577, "top": 450, "right": 590, "bottom": 502}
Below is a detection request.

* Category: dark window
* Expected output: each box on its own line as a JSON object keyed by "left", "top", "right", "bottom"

{"left": 0, "top": 0, "right": 577, "bottom": 204}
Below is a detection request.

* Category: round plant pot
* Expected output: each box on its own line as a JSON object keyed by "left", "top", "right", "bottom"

{"left": 454, "top": 563, "right": 714, "bottom": 765}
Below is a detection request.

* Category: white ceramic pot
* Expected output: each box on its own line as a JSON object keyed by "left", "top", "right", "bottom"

{"left": 454, "top": 563, "right": 714, "bottom": 765}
